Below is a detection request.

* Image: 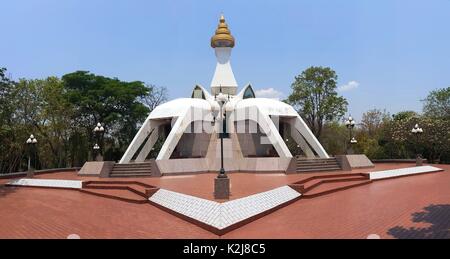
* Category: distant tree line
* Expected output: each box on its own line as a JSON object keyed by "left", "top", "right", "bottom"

{"left": 0, "top": 68, "right": 167, "bottom": 174}
{"left": 1, "top": 65, "right": 449, "bottom": 174}
{"left": 286, "top": 66, "right": 450, "bottom": 164}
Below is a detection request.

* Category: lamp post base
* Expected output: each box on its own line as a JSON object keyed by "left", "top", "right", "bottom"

{"left": 95, "top": 154, "right": 104, "bottom": 162}
{"left": 347, "top": 147, "right": 354, "bottom": 155}
{"left": 214, "top": 177, "right": 230, "bottom": 199}
{"left": 27, "top": 168, "right": 35, "bottom": 178}
{"left": 416, "top": 155, "right": 423, "bottom": 166}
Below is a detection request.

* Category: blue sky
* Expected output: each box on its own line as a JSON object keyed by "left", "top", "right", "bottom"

{"left": 2, "top": 0, "right": 450, "bottom": 120}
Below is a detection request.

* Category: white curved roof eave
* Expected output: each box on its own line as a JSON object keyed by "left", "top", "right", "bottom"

{"left": 148, "top": 98, "right": 212, "bottom": 119}
{"left": 234, "top": 98, "right": 298, "bottom": 117}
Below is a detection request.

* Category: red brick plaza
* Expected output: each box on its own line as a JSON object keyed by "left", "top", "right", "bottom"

{"left": 1, "top": 163, "right": 449, "bottom": 239}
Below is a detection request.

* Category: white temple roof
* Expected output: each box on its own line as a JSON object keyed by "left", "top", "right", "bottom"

{"left": 234, "top": 98, "right": 297, "bottom": 117}
{"left": 149, "top": 98, "right": 212, "bottom": 119}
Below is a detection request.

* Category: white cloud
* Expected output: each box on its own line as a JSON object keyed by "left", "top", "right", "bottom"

{"left": 338, "top": 81, "right": 360, "bottom": 92}
{"left": 255, "top": 88, "right": 284, "bottom": 100}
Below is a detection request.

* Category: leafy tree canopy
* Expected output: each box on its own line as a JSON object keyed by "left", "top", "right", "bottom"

{"left": 392, "top": 111, "right": 418, "bottom": 121}
{"left": 62, "top": 71, "right": 150, "bottom": 127}
{"left": 286, "top": 66, "right": 348, "bottom": 139}
{"left": 423, "top": 87, "right": 450, "bottom": 119}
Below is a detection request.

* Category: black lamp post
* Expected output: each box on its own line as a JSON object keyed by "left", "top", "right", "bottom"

{"left": 411, "top": 123, "right": 423, "bottom": 166}
{"left": 26, "top": 134, "right": 37, "bottom": 177}
{"left": 93, "top": 122, "right": 105, "bottom": 161}
{"left": 345, "top": 116, "right": 357, "bottom": 154}
{"left": 214, "top": 92, "right": 230, "bottom": 199}
{"left": 217, "top": 93, "right": 228, "bottom": 178}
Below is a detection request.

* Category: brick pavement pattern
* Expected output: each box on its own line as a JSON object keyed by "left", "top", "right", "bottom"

{"left": 0, "top": 163, "right": 449, "bottom": 238}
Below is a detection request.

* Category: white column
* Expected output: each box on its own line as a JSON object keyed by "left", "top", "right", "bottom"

{"left": 120, "top": 117, "right": 154, "bottom": 163}
{"left": 135, "top": 123, "right": 161, "bottom": 162}
{"left": 292, "top": 116, "right": 329, "bottom": 158}
{"left": 157, "top": 109, "right": 192, "bottom": 160}
{"left": 255, "top": 108, "right": 292, "bottom": 159}
{"left": 290, "top": 122, "right": 315, "bottom": 158}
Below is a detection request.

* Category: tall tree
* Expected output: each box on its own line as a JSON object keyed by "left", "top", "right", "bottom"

{"left": 360, "top": 109, "right": 390, "bottom": 137}
{"left": 140, "top": 84, "right": 168, "bottom": 111}
{"left": 0, "top": 68, "right": 23, "bottom": 173}
{"left": 392, "top": 111, "right": 418, "bottom": 121}
{"left": 62, "top": 71, "right": 150, "bottom": 162}
{"left": 287, "top": 66, "right": 348, "bottom": 139}
{"left": 423, "top": 87, "right": 450, "bottom": 119}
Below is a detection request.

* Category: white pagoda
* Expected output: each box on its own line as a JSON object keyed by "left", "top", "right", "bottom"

{"left": 119, "top": 15, "right": 329, "bottom": 174}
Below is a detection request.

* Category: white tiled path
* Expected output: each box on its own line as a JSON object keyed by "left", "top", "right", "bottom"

{"left": 368, "top": 165, "right": 442, "bottom": 180}
{"left": 7, "top": 178, "right": 83, "bottom": 189}
{"left": 149, "top": 186, "right": 301, "bottom": 230}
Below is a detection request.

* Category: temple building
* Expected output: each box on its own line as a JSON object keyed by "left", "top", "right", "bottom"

{"left": 119, "top": 15, "right": 329, "bottom": 175}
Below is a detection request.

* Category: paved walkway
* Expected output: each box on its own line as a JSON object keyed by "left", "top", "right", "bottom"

{"left": 3, "top": 163, "right": 424, "bottom": 201}
{"left": 0, "top": 163, "right": 449, "bottom": 238}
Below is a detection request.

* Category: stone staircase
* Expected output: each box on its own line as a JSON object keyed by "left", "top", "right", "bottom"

{"left": 109, "top": 162, "right": 153, "bottom": 177}
{"left": 289, "top": 173, "right": 372, "bottom": 198}
{"left": 81, "top": 180, "right": 158, "bottom": 203}
{"left": 296, "top": 157, "right": 342, "bottom": 173}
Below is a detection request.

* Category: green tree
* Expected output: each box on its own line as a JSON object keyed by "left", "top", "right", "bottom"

{"left": 320, "top": 121, "right": 348, "bottom": 156}
{"left": 392, "top": 110, "right": 418, "bottom": 121}
{"left": 287, "top": 66, "right": 348, "bottom": 139}
{"left": 0, "top": 68, "right": 24, "bottom": 173}
{"left": 423, "top": 87, "right": 450, "bottom": 119}
{"left": 360, "top": 109, "right": 390, "bottom": 137}
{"left": 386, "top": 115, "right": 450, "bottom": 163}
{"left": 62, "top": 71, "right": 150, "bottom": 162}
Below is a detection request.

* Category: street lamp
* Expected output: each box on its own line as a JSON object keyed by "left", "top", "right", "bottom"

{"left": 26, "top": 134, "right": 38, "bottom": 177}
{"left": 411, "top": 123, "right": 424, "bottom": 166}
{"left": 93, "top": 143, "right": 100, "bottom": 161}
{"left": 345, "top": 116, "right": 356, "bottom": 154}
{"left": 93, "top": 122, "right": 105, "bottom": 161}
{"left": 214, "top": 92, "right": 230, "bottom": 199}
{"left": 216, "top": 93, "right": 228, "bottom": 178}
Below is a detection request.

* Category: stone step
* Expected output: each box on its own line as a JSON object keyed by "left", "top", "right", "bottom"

{"left": 296, "top": 167, "right": 342, "bottom": 173}
{"left": 297, "top": 163, "right": 340, "bottom": 167}
{"left": 297, "top": 158, "right": 338, "bottom": 161}
{"left": 297, "top": 159, "right": 339, "bottom": 163}
{"left": 293, "top": 172, "right": 367, "bottom": 184}
{"left": 113, "top": 164, "right": 152, "bottom": 168}
{"left": 80, "top": 188, "right": 148, "bottom": 204}
{"left": 109, "top": 161, "right": 154, "bottom": 178}
{"left": 114, "top": 162, "right": 152, "bottom": 165}
{"left": 110, "top": 170, "right": 151, "bottom": 174}
{"left": 301, "top": 175, "right": 368, "bottom": 191}
{"left": 297, "top": 162, "right": 339, "bottom": 166}
{"left": 295, "top": 157, "right": 341, "bottom": 173}
{"left": 301, "top": 179, "right": 372, "bottom": 198}
{"left": 296, "top": 167, "right": 342, "bottom": 172}
{"left": 109, "top": 173, "right": 152, "bottom": 178}
{"left": 112, "top": 166, "right": 152, "bottom": 170}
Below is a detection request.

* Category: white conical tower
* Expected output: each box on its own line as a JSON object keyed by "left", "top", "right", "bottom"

{"left": 210, "top": 14, "right": 238, "bottom": 95}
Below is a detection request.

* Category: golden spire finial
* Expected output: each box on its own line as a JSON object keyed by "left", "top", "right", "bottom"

{"left": 211, "top": 14, "right": 235, "bottom": 48}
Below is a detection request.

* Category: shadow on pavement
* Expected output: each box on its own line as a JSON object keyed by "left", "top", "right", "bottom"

{"left": 0, "top": 185, "right": 18, "bottom": 198}
{"left": 388, "top": 204, "right": 450, "bottom": 239}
